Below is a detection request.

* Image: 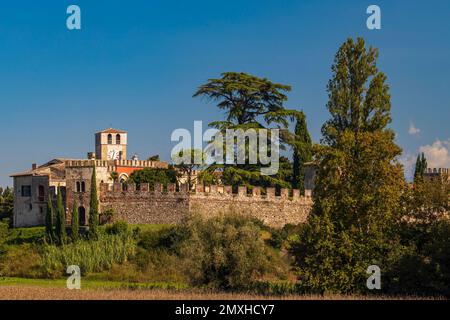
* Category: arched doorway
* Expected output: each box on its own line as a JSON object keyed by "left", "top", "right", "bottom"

{"left": 78, "top": 206, "right": 86, "bottom": 226}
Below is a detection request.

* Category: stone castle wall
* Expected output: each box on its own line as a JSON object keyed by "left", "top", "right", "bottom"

{"left": 99, "top": 183, "right": 313, "bottom": 228}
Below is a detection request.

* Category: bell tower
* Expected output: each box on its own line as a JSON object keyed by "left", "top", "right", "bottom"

{"left": 95, "top": 128, "right": 128, "bottom": 160}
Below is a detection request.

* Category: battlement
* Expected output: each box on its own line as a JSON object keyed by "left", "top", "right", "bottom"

{"left": 99, "top": 183, "right": 313, "bottom": 227}
{"left": 65, "top": 159, "right": 168, "bottom": 169}
{"left": 425, "top": 168, "right": 450, "bottom": 175}
{"left": 100, "top": 182, "right": 312, "bottom": 202}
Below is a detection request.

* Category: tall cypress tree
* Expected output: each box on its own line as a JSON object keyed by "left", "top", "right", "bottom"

{"left": 71, "top": 199, "right": 79, "bottom": 241}
{"left": 414, "top": 152, "right": 427, "bottom": 183}
{"left": 55, "top": 186, "right": 66, "bottom": 244}
{"left": 292, "top": 111, "right": 313, "bottom": 193}
{"left": 45, "top": 194, "right": 54, "bottom": 241}
{"left": 89, "top": 166, "right": 99, "bottom": 237}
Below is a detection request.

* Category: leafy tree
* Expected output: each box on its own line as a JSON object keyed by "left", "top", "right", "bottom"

{"left": 89, "top": 167, "right": 99, "bottom": 237}
{"left": 414, "top": 152, "right": 427, "bottom": 183}
{"left": 45, "top": 194, "right": 54, "bottom": 241}
{"left": 0, "top": 187, "right": 14, "bottom": 221}
{"left": 291, "top": 37, "right": 405, "bottom": 294}
{"left": 291, "top": 111, "right": 313, "bottom": 192}
{"left": 71, "top": 200, "right": 79, "bottom": 242}
{"left": 180, "top": 214, "right": 279, "bottom": 290}
{"left": 147, "top": 155, "right": 160, "bottom": 161}
{"left": 194, "top": 72, "right": 301, "bottom": 188}
{"left": 128, "top": 167, "right": 178, "bottom": 189}
{"left": 172, "top": 149, "right": 205, "bottom": 190}
{"left": 55, "top": 186, "right": 67, "bottom": 244}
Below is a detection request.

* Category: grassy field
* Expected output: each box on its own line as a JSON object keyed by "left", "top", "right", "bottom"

{"left": 0, "top": 277, "right": 440, "bottom": 300}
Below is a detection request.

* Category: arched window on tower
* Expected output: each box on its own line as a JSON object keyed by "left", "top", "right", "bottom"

{"left": 116, "top": 134, "right": 121, "bottom": 145}
{"left": 76, "top": 181, "right": 81, "bottom": 193}
{"left": 107, "top": 134, "right": 113, "bottom": 144}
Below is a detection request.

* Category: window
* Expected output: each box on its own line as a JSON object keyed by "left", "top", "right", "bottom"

{"left": 29, "top": 203, "right": 32, "bottom": 211}
{"left": 116, "top": 134, "right": 121, "bottom": 145}
{"left": 38, "top": 185, "right": 45, "bottom": 202}
{"left": 107, "top": 134, "right": 113, "bottom": 144}
{"left": 39, "top": 206, "right": 44, "bottom": 214}
{"left": 76, "top": 181, "right": 86, "bottom": 193}
{"left": 21, "top": 185, "right": 31, "bottom": 197}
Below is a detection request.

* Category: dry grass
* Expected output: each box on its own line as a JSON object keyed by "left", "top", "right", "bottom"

{"left": 0, "top": 286, "right": 440, "bottom": 300}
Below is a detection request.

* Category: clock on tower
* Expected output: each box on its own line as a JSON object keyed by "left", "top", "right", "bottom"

{"left": 95, "top": 128, "right": 128, "bottom": 161}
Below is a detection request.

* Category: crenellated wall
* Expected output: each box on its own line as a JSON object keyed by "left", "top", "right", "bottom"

{"left": 99, "top": 183, "right": 313, "bottom": 227}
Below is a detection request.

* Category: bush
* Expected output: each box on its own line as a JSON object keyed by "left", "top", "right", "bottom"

{"left": 105, "top": 221, "right": 129, "bottom": 235}
{"left": 179, "top": 214, "right": 282, "bottom": 290}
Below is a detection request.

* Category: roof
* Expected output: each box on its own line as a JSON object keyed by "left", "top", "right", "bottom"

{"left": 10, "top": 159, "right": 67, "bottom": 180}
{"left": 96, "top": 128, "right": 127, "bottom": 134}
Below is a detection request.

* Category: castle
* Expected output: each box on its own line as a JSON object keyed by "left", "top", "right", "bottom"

{"left": 10, "top": 129, "right": 314, "bottom": 228}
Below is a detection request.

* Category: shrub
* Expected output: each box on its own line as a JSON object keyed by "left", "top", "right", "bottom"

{"left": 0, "top": 244, "right": 43, "bottom": 278}
{"left": 179, "top": 214, "right": 281, "bottom": 290}
{"left": 106, "top": 221, "right": 129, "bottom": 235}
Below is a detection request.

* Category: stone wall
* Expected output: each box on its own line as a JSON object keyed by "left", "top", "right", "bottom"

{"left": 99, "top": 183, "right": 313, "bottom": 228}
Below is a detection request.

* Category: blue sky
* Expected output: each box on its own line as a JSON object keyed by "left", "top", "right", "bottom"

{"left": 1, "top": 0, "right": 449, "bottom": 186}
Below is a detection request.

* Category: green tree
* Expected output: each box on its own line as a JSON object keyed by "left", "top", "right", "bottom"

{"left": 291, "top": 37, "right": 405, "bottom": 294}
{"left": 413, "top": 152, "right": 427, "bottom": 183}
{"left": 147, "top": 155, "right": 160, "bottom": 161}
{"left": 110, "top": 171, "right": 119, "bottom": 183}
{"left": 71, "top": 200, "right": 79, "bottom": 242}
{"left": 55, "top": 186, "right": 67, "bottom": 244}
{"left": 89, "top": 167, "right": 99, "bottom": 237}
{"left": 291, "top": 111, "right": 313, "bottom": 192}
{"left": 128, "top": 167, "right": 178, "bottom": 189}
{"left": 172, "top": 149, "right": 205, "bottom": 190}
{"left": 194, "top": 72, "right": 300, "bottom": 188}
{"left": 45, "top": 194, "right": 54, "bottom": 241}
{"left": 0, "top": 187, "right": 14, "bottom": 221}
{"left": 181, "top": 214, "right": 279, "bottom": 290}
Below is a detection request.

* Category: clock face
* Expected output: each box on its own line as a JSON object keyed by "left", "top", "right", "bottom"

{"left": 107, "top": 148, "right": 121, "bottom": 160}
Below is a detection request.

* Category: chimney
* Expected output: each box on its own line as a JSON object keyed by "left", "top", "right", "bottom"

{"left": 32, "top": 163, "right": 37, "bottom": 170}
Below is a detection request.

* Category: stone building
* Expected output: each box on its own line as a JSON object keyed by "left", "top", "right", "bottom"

{"left": 10, "top": 128, "right": 167, "bottom": 227}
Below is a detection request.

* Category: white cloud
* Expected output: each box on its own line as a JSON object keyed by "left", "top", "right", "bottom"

{"left": 419, "top": 139, "right": 450, "bottom": 169}
{"left": 408, "top": 121, "right": 421, "bottom": 135}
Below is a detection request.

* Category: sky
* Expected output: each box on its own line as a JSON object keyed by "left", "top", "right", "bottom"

{"left": 0, "top": 0, "right": 449, "bottom": 186}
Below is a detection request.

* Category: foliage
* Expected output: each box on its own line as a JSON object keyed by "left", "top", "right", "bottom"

{"left": 71, "top": 200, "right": 79, "bottom": 241}
{"left": 55, "top": 186, "right": 66, "bottom": 244}
{"left": 172, "top": 149, "right": 205, "bottom": 190}
{"left": 0, "top": 187, "right": 13, "bottom": 221}
{"left": 41, "top": 233, "right": 136, "bottom": 275}
{"left": 105, "top": 221, "right": 129, "bottom": 236}
{"left": 179, "top": 214, "right": 281, "bottom": 290}
{"left": 89, "top": 167, "right": 99, "bottom": 237}
{"left": 414, "top": 153, "right": 428, "bottom": 184}
{"left": 147, "top": 155, "right": 160, "bottom": 161}
{"left": 194, "top": 72, "right": 301, "bottom": 189}
{"left": 45, "top": 195, "right": 54, "bottom": 241}
{"left": 128, "top": 167, "right": 178, "bottom": 189}
{"left": 291, "top": 112, "right": 313, "bottom": 192}
{"left": 291, "top": 37, "right": 405, "bottom": 294}
{"left": 0, "top": 221, "right": 8, "bottom": 248}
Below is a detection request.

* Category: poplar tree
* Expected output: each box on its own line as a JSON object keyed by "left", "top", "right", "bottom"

{"left": 89, "top": 167, "right": 99, "bottom": 237}
{"left": 45, "top": 194, "right": 54, "bottom": 241}
{"left": 291, "top": 37, "right": 405, "bottom": 294}
{"left": 71, "top": 199, "right": 79, "bottom": 241}
{"left": 292, "top": 111, "right": 312, "bottom": 193}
